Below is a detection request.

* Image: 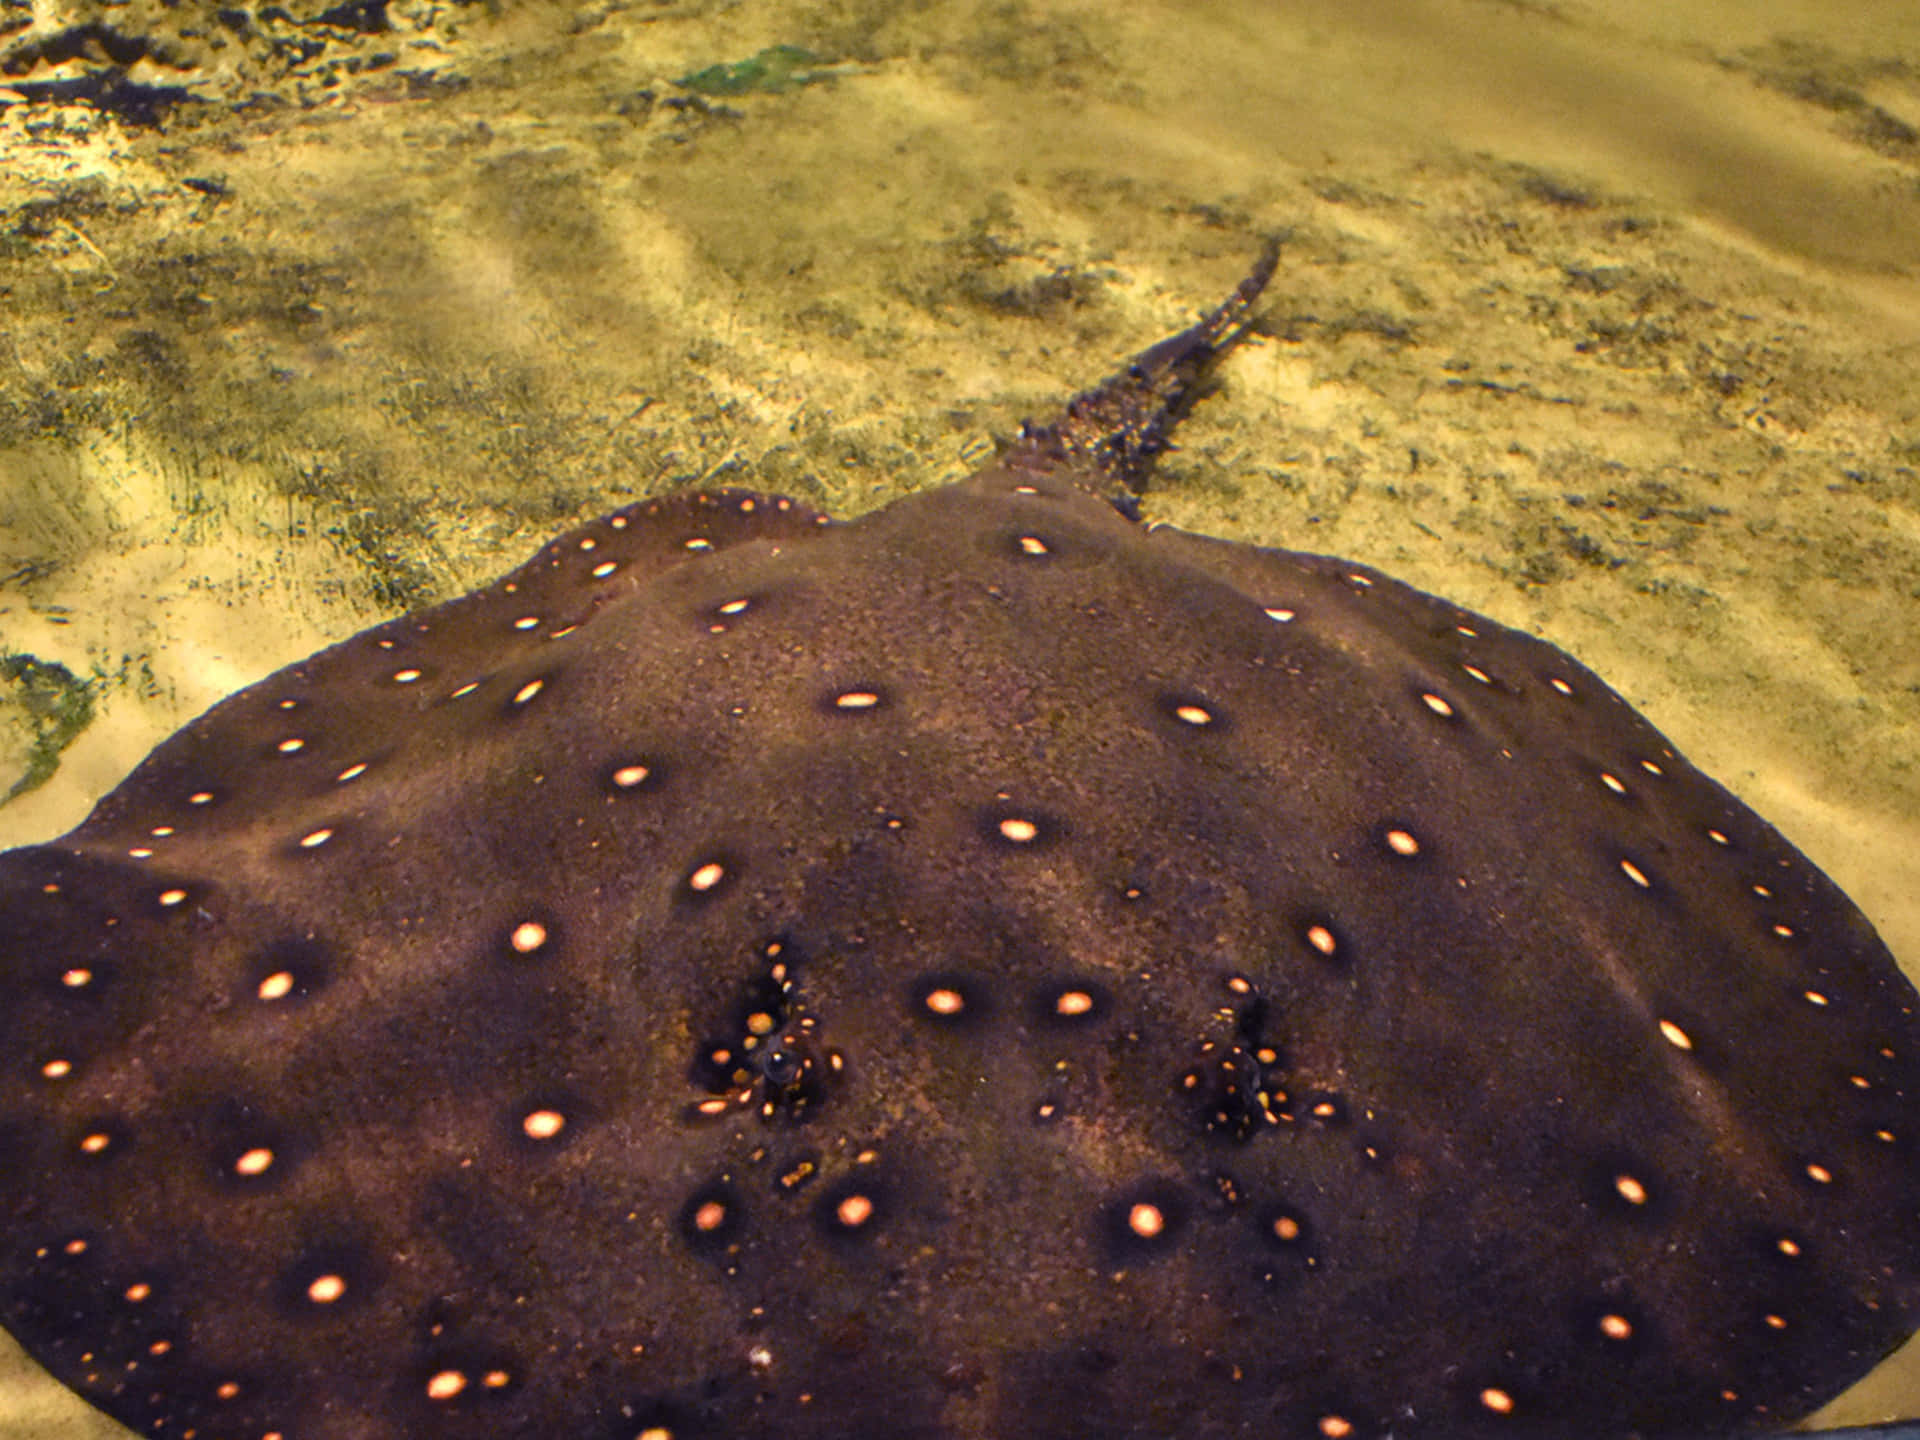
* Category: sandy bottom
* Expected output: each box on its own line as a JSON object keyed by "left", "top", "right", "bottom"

{"left": 1, "top": 0, "right": 1917, "bottom": 1433}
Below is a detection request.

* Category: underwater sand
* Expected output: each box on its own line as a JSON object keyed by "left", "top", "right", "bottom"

{"left": 1, "top": 0, "right": 1916, "bottom": 1432}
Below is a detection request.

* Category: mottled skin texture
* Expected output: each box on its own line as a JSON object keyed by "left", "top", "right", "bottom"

{"left": 1, "top": 259, "right": 1917, "bottom": 1440}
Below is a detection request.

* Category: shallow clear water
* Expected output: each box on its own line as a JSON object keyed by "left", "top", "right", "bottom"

{"left": 1, "top": 1, "right": 1916, "bottom": 1433}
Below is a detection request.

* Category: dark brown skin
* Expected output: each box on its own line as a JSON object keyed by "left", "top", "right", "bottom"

{"left": 2, "top": 253, "right": 1916, "bottom": 1440}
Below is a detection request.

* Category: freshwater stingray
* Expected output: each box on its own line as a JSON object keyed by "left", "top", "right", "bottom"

{"left": 2, "top": 249, "right": 1917, "bottom": 1440}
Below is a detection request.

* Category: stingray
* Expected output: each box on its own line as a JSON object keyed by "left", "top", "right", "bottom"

{"left": 2, "top": 248, "right": 1917, "bottom": 1440}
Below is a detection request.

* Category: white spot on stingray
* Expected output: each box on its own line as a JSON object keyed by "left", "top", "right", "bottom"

{"left": 1264, "top": 606, "right": 1296, "bottom": 623}
{"left": 1707, "top": 828, "right": 1730, "bottom": 845}
{"left": 335, "top": 762, "right": 369, "bottom": 783}
{"left": 510, "top": 922, "right": 547, "bottom": 955}
{"left": 1384, "top": 829, "right": 1420, "bottom": 858}
{"left": 392, "top": 669, "right": 422, "bottom": 684}
{"left": 299, "top": 828, "right": 333, "bottom": 849}
{"left": 1804, "top": 990, "right": 1829, "bottom": 1007}
{"left": 688, "top": 861, "right": 726, "bottom": 892}
{"left": 1018, "top": 536, "right": 1050, "bottom": 556}
{"left": 1599, "top": 772, "right": 1626, "bottom": 795}
{"left": 258, "top": 971, "right": 295, "bottom": 1001}
{"left": 718, "top": 598, "right": 751, "bottom": 616}
{"left": 1127, "top": 1203, "right": 1165, "bottom": 1238}
{"left": 79, "top": 1132, "right": 111, "bottom": 1155}
{"left": 611, "top": 764, "right": 650, "bottom": 788}
{"left": 124, "top": 1282, "right": 151, "bottom": 1303}
{"left": 233, "top": 1147, "right": 274, "bottom": 1176}
{"left": 685, "top": 537, "right": 714, "bottom": 552}
{"left": 61, "top": 968, "right": 92, "bottom": 988}
{"left": 1173, "top": 703, "right": 1213, "bottom": 726}
{"left": 513, "top": 616, "right": 540, "bottom": 631}
{"left": 523, "top": 1109, "right": 566, "bottom": 1140}
{"left": 999, "top": 817, "right": 1040, "bottom": 844}
{"left": 1773, "top": 923, "right": 1796, "bottom": 939}
{"left": 748, "top": 1344, "right": 773, "bottom": 1371}
{"left": 835, "top": 691, "right": 881, "bottom": 711}
{"left": 150, "top": 826, "right": 175, "bottom": 837}
{"left": 636, "top": 1428, "right": 674, "bottom": 1440}
{"left": 216, "top": 1380, "right": 241, "bottom": 1400}
{"left": 1481, "top": 1388, "right": 1515, "bottom": 1416}
{"left": 836, "top": 1193, "right": 875, "bottom": 1228}
{"left": 189, "top": 791, "right": 214, "bottom": 805}
{"left": 450, "top": 682, "right": 482, "bottom": 699}
{"left": 1549, "top": 678, "right": 1574, "bottom": 697}
{"left": 158, "top": 888, "right": 188, "bottom": 907}
{"left": 1619, "top": 859, "right": 1650, "bottom": 888}
{"left": 610, "top": 516, "right": 629, "bottom": 530}
{"left": 924, "top": 988, "right": 965, "bottom": 1017}
{"left": 1640, "top": 759, "right": 1665, "bottom": 776}
{"left": 1806, "top": 1162, "right": 1833, "bottom": 1184}
{"left": 307, "top": 1274, "right": 347, "bottom": 1304}
{"left": 1305, "top": 925, "right": 1337, "bottom": 957}
{"left": 592, "top": 561, "right": 618, "bottom": 578}
{"left": 277, "top": 738, "right": 305, "bottom": 754}
{"left": 513, "top": 679, "right": 545, "bottom": 706}
{"left": 1658, "top": 1020, "right": 1693, "bottom": 1051}
{"left": 1346, "top": 573, "right": 1373, "bottom": 588}
{"left": 128, "top": 847, "right": 153, "bottom": 859}
{"left": 1614, "top": 1175, "right": 1648, "bottom": 1206}
{"left": 426, "top": 1370, "right": 467, "bottom": 1401}
{"left": 41, "top": 1059, "right": 71, "bottom": 1079}
{"left": 1055, "top": 990, "right": 1094, "bottom": 1017}
{"left": 1421, "top": 693, "right": 1454, "bottom": 717}
{"left": 1599, "top": 1314, "right": 1634, "bottom": 1341}
{"left": 1463, "top": 663, "right": 1492, "bottom": 685}
{"left": 1752, "top": 883, "right": 1773, "bottom": 898}
{"left": 1319, "top": 1417, "right": 1354, "bottom": 1439}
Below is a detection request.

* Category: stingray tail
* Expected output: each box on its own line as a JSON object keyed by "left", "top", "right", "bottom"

{"left": 1004, "top": 238, "right": 1279, "bottom": 503}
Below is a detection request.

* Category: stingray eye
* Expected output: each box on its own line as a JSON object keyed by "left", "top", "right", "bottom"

{"left": 760, "top": 1046, "right": 802, "bottom": 1085}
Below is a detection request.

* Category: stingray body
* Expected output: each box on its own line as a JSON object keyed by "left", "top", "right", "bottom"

{"left": 2, "top": 253, "right": 1917, "bottom": 1440}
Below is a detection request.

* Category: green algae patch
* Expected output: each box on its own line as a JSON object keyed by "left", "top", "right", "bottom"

{"left": 676, "top": 46, "right": 827, "bottom": 97}
{"left": 0, "top": 652, "right": 96, "bottom": 804}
